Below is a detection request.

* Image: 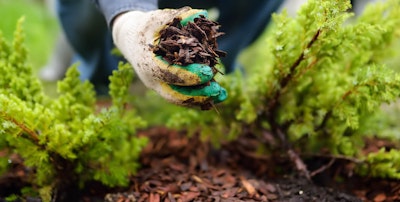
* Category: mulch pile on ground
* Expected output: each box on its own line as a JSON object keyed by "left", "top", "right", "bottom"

{"left": 104, "top": 127, "right": 400, "bottom": 202}
{"left": 1, "top": 127, "right": 400, "bottom": 201}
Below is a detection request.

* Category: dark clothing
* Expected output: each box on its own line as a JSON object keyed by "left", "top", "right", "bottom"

{"left": 57, "top": 0, "right": 283, "bottom": 90}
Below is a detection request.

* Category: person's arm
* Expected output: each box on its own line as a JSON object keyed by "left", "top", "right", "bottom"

{"left": 91, "top": 2, "right": 227, "bottom": 108}
{"left": 92, "top": 0, "right": 157, "bottom": 27}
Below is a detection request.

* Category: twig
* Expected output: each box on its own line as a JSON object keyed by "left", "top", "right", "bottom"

{"left": 301, "top": 153, "right": 363, "bottom": 164}
{"left": 1, "top": 112, "right": 39, "bottom": 143}
{"left": 310, "top": 158, "right": 336, "bottom": 177}
{"left": 276, "top": 128, "right": 311, "bottom": 180}
{"left": 267, "top": 29, "right": 322, "bottom": 112}
{"left": 211, "top": 102, "right": 221, "bottom": 115}
{"left": 51, "top": 187, "right": 58, "bottom": 202}
{"left": 255, "top": 29, "right": 324, "bottom": 182}
{"left": 288, "top": 149, "right": 311, "bottom": 180}
{"left": 305, "top": 153, "right": 364, "bottom": 177}
{"left": 284, "top": 29, "right": 321, "bottom": 87}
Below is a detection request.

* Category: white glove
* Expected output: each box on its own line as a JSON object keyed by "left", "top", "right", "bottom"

{"left": 112, "top": 7, "right": 227, "bottom": 108}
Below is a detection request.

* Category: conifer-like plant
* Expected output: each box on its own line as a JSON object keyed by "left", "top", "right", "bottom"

{"left": 168, "top": 0, "right": 400, "bottom": 179}
{"left": 0, "top": 18, "right": 148, "bottom": 201}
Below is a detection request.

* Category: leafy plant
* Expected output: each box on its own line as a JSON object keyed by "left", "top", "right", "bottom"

{"left": 0, "top": 18, "right": 147, "bottom": 201}
{"left": 168, "top": 0, "right": 400, "bottom": 179}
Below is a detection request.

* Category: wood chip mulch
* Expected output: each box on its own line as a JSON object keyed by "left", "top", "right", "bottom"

{"left": 152, "top": 16, "right": 226, "bottom": 68}
{"left": 1, "top": 127, "right": 400, "bottom": 202}
{"left": 103, "top": 127, "right": 400, "bottom": 202}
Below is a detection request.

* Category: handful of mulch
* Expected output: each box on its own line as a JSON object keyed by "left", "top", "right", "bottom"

{"left": 152, "top": 15, "right": 226, "bottom": 70}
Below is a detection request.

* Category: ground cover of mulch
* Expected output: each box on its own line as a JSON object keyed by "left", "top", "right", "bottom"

{"left": 1, "top": 126, "right": 400, "bottom": 201}
{"left": 102, "top": 127, "right": 400, "bottom": 202}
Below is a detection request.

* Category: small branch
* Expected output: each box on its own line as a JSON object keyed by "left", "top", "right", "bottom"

{"left": 293, "top": 57, "right": 318, "bottom": 81}
{"left": 256, "top": 29, "right": 323, "bottom": 182}
{"left": 1, "top": 112, "right": 39, "bottom": 143}
{"left": 341, "top": 89, "right": 354, "bottom": 101}
{"left": 282, "top": 29, "right": 321, "bottom": 87}
{"left": 267, "top": 29, "right": 322, "bottom": 113}
{"left": 276, "top": 128, "right": 311, "bottom": 180}
{"left": 301, "top": 153, "right": 363, "bottom": 164}
{"left": 305, "top": 153, "right": 364, "bottom": 177}
{"left": 288, "top": 149, "right": 311, "bottom": 180}
{"left": 315, "top": 85, "right": 359, "bottom": 132}
{"left": 310, "top": 158, "right": 336, "bottom": 177}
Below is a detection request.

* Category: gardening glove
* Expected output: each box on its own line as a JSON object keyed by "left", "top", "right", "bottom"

{"left": 112, "top": 7, "right": 227, "bottom": 107}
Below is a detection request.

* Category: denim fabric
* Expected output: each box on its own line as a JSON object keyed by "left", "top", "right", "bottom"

{"left": 159, "top": 0, "right": 284, "bottom": 73}
{"left": 94, "top": 0, "right": 157, "bottom": 26}
{"left": 57, "top": 0, "right": 120, "bottom": 92}
{"left": 57, "top": 0, "right": 283, "bottom": 91}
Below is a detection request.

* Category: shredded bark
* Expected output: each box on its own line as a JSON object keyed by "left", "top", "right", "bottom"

{"left": 152, "top": 16, "right": 226, "bottom": 70}
{"left": 103, "top": 127, "right": 363, "bottom": 202}
{"left": 1, "top": 127, "right": 399, "bottom": 201}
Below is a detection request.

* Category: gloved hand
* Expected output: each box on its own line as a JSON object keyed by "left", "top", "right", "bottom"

{"left": 112, "top": 7, "right": 227, "bottom": 108}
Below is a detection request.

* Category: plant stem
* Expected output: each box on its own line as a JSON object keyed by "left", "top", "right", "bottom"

{"left": 267, "top": 29, "right": 322, "bottom": 113}
{"left": 310, "top": 158, "right": 336, "bottom": 177}
{"left": 1, "top": 112, "right": 39, "bottom": 143}
{"left": 277, "top": 128, "right": 311, "bottom": 180}
{"left": 260, "top": 29, "right": 323, "bottom": 181}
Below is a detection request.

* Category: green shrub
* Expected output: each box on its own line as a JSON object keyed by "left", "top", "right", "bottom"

{"left": 168, "top": 0, "right": 400, "bottom": 179}
{"left": 0, "top": 18, "right": 148, "bottom": 200}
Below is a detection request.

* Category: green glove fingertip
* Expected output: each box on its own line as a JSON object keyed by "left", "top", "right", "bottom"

{"left": 204, "top": 81, "right": 228, "bottom": 103}
{"left": 170, "top": 81, "right": 228, "bottom": 104}
{"left": 185, "top": 63, "right": 214, "bottom": 83}
{"left": 156, "top": 56, "right": 214, "bottom": 84}
{"left": 180, "top": 10, "right": 208, "bottom": 26}
{"left": 213, "top": 86, "right": 228, "bottom": 104}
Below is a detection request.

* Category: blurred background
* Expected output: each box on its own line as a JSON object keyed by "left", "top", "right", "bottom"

{"left": 0, "top": 0, "right": 58, "bottom": 71}
{"left": 0, "top": 0, "right": 383, "bottom": 80}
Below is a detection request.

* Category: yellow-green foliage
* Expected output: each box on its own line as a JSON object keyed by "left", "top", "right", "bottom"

{"left": 168, "top": 0, "right": 400, "bottom": 179}
{"left": 0, "top": 18, "right": 148, "bottom": 199}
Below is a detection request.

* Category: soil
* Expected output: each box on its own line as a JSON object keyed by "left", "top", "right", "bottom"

{"left": 0, "top": 126, "right": 400, "bottom": 201}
